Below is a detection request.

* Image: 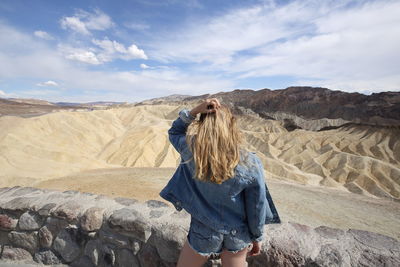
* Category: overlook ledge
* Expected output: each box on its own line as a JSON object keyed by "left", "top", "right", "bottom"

{"left": 0, "top": 186, "right": 399, "bottom": 266}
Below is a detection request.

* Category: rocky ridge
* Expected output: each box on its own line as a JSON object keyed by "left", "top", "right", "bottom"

{"left": 138, "top": 87, "right": 400, "bottom": 130}
{"left": 0, "top": 186, "right": 399, "bottom": 266}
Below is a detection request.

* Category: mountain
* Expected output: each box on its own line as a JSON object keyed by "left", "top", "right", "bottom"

{"left": 0, "top": 97, "right": 82, "bottom": 117}
{"left": 137, "top": 87, "right": 400, "bottom": 130}
{"left": 54, "top": 101, "right": 127, "bottom": 106}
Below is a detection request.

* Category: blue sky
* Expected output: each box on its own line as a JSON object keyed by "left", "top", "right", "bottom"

{"left": 0, "top": 0, "right": 399, "bottom": 103}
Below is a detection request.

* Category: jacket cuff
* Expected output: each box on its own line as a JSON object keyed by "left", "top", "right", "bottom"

{"left": 179, "top": 109, "right": 196, "bottom": 124}
{"left": 252, "top": 235, "right": 264, "bottom": 242}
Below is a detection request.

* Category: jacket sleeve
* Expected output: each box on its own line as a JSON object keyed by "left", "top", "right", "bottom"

{"left": 244, "top": 155, "right": 267, "bottom": 242}
{"left": 168, "top": 109, "right": 196, "bottom": 155}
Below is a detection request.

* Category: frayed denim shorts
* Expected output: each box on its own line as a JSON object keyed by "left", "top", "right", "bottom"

{"left": 187, "top": 216, "right": 253, "bottom": 258}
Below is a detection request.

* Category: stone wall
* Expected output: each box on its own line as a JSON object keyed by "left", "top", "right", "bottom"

{"left": 0, "top": 186, "right": 399, "bottom": 267}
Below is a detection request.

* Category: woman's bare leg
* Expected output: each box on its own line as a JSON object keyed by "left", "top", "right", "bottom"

{"left": 220, "top": 247, "right": 248, "bottom": 267}
{"left": 177, "top": 240, "right": 209, "bottom": 267}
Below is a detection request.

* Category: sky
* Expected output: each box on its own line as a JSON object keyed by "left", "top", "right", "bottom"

{"left": 0, "top": 0, "right": 399, "bottom": 103}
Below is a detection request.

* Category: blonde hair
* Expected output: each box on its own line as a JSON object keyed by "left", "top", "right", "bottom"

{"left": 186, "top": 104, "right": 246, "bottom": 184}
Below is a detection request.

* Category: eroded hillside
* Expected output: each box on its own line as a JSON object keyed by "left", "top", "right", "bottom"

{"left": 0, "top": 104, "right": 399, "bottom": 200}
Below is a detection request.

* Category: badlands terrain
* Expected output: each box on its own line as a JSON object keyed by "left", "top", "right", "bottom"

{"left": 0, "top": 87, "right": 399, "bottom": 241}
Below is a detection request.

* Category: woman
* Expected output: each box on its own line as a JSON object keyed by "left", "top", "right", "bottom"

{"left": 159, "top": 98, "right": 281, "bottom": 267}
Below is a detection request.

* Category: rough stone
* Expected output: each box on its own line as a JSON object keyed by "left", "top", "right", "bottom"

{"left": 132, "top": 240, "right": 140, "bottom": 255}
{"left": 115, "top": 248, "right": 140, "bottom": 267}
{"left": 358, "top": 248, "right": 400, "bottom": 267}
{"left": 348, "top": 228, "right": 400, "bottom": 252}
{"left": 205, "top": 259, "right": 222, "bottom": 267}
{"left": 154, "top": 223, "right": 187, "bottom": 263}
{"left": 138, "top": 243, "right": 163, "bottom": 267}
{"left": 0, "top": 214, "right": 18, "bottom": 230}
{"left": 99, "top": 229, "right": 131, "bottom": 248}
{"left": 37, "top": 203, "right": 57, "bottom": 216}
{"left": 149, "top": 210, "right": 165, "bottom": 218}
{"left": 114, "top": 197, "right": 138, "bottom": 206}
{"left": 45, "top": 216, "right": 69, "bottom": 235}
{"left": 108, "top": 208, "right": 151, "bottom": 242}
{"left": 314, "top": 225, "right": 345, "bottom": 239}
{"left": 1, "top": 245, "right": 33, "bottom": 261}
{"left": 313, "top": 243, "right": 343, "bottom": 267}
{"left": 8, "top": 231, "right": 38, "bottom": 254}
{"left": 18, "top": 211, "right": 44, "bottom": 230}
{"left": 145, "top": 200, "right": 169, "bottom": 209}
{"left": 51, "top": 201, "right": 82, "bottom": 223}
{"left": 88, "top": 231, "right": 97, "bottom": 238}
{"left": 71, "top": 255, "right": 95, "bottom": 267}
{"left": 84, "top": 239, "right": 101, "bottom": 266}
{"left": 0, "top": 230, "right": 10, "bottom": 244}
{"left": 33, "top": 249, "right": 62, "bottom": 265}
{"left": 80, "top": 207, "right": 104, "bottom": 232}
{"left": 101, "top": 244, "right": 116, "bottom": 266}
{"left": 38, "top": 226, "right": 53, "bottom": 248}
{"left": 9, "top": 187, "right": 42, "bottom": 197}
{"left": 53, "top": 228, "right": 81, "bottom": 263}
{"left": 0, "top": 197, "right": 38, "bottom": 214}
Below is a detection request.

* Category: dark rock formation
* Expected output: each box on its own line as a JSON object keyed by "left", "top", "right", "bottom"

{"left": 138, "top": 86, "right": 400, "bottom": 130}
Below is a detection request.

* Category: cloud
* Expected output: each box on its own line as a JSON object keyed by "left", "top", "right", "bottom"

{"left": 140, "top": 63, "right": 150, "bottom": 69}
{"left": 34, "top": 30, "right": 54, "bottom": 40}
{"left": 58, "top": 45, "right": 101, "bottom": 65}
{"left": 58, "top": 38, "right": 147, "bottom": 65}
{"left": 60, "top": 16, "right": 90, "bottom": 35}
{"left": 0, "top": 22, "right": 232, "bottom": 102}
{"left": 60, "top": 9, "right": 114, "bottom": 35}
{"left": 36, "top": 80, "right": 59, "bottom": 87}
{"left": 149, "top": 0, "right": 400, "bottom": 93}
{"left": 92, "top": 38, "right": 148, "bottom": 61}
{"left": 0, "top": 89, "right": 6, "bottom": 96}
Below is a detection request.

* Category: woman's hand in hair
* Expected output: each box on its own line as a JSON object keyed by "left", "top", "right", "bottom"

{"left": 190, "top": 98, "right": 221, "bottom": 117}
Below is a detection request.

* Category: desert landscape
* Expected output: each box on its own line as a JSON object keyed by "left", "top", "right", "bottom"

{"left": 1, "top": 87, "right": 399, "bottom": 242}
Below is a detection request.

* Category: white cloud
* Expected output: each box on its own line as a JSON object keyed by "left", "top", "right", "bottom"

{"left": 0, "top": 89, "right": 6, "bottom": 96}
{"left": 59, "top": 38, "right": 147, "bottom": 65}
{"left": 80, "top": 9, "right": 114, "bottom": 31}
{"left": 66, "top": 51, "right": 101, "bottom": 65}
{"left": 127, "top": 44, "right": 147, "bottom": 60}
{"left": 58, "top": 45, "right": 101, "bottom": 65}
{"left": 149, "top": 0, "right": 400, "bottom": 93}
{"left": 140, "top": 63, "right": 150, "bottom": 69}
{"left": 34, "top": 30, "right": 54, "bottom": 40}
{"left": 0, "top": 23, "right": 232, "bottom": 102}
{"left": 60, "top": 9, "right": 114, "bottom": 35}
{"left": 60, "top": 16, "right": 90, "bottom": 35}
{"left": 36, "top": 80, "right": 59, "bottom": 87}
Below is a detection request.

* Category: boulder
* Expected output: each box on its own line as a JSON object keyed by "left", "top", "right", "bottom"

{"left": 18, "top": 211, "right": 44, "bottom": 230}
{"left": 108, "top": 208, "right": 151, "bottom": 242}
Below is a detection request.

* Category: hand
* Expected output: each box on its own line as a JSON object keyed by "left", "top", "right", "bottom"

{"left": 189, "top": 98, "right": 221, "bottom": 117}
{"left": 247, "top": 241, "right": 262, "bottom": 257}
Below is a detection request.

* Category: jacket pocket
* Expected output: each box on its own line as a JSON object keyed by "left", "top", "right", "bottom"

{"left": 190, "top": 218, "right": 215, "bottom": 240}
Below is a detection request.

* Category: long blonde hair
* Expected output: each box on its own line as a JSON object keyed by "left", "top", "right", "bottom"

{"left": 186, "top": 104, "right": 245, "bottom": 184}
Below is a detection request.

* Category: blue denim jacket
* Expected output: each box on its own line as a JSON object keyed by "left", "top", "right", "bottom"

{"left": 159, "top": 109, "right": 281, "bottom": 242}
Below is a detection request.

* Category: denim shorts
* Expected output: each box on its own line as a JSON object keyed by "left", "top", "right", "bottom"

{"left": 187, "top": 216, "right": 253, "bottom": 258}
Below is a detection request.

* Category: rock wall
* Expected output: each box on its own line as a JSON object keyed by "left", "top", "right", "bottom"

{"left": 0, "top": 186, "right": 399, "bottom": 267}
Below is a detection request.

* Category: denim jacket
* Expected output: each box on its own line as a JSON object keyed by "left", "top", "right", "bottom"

{"left": 159, "top": 109, "right": 281, "bottom": 242}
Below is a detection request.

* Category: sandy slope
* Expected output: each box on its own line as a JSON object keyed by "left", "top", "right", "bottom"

{"left": 0, "top": 104, "right": 399, "bottom": 202}
{"left": 33, "top": 167, "right": 400, "bottom": 241}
